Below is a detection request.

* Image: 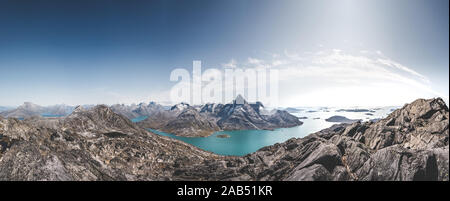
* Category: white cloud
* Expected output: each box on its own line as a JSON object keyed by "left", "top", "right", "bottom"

{"left": 222, "top": 59, "right": 237, "bottom": 68}
{"left": 376, "top": 58, "right": 429, "bottom": 83}
{"left": 284, "top": 49, "right": 302, "bottom": 60}
{"left": 163, "top": 49, "right": 446, "bottom": 107}
{"left": 247, "top": 57, "right": 263, "bottom": 65}
{"left": 272, "top": 59, "right": 288, "bottom": 67}
{"left": 271, "top": 49, "right": 443, "bottom": 106}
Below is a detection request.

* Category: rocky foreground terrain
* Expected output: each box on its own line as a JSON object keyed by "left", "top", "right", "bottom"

{"left": 0, "top": 98, "right": 448, "bottom": 181}
{"left": 137, "top": 96, "right": 303, "bottom": 137}
{"left": 0, "top": 105, "right": 222, "bottom": 180}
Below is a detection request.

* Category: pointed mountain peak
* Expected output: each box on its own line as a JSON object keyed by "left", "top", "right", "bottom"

{"left": 170, "top": 102, "right": 190, "bottom": 111}
{"left": 72, "top": 105, "right": 85, "bottom": 113}
{"left": 233, "top": 94, "right": 247, "bottom": 105}
{"left": 91, "top": 104, "right": 111, "bottom": 112}
{"left": 19, "top": 102, "right": 40, "bottom": 108}
{"left": 254, "top": 101, "right": 264, "bottom": 108}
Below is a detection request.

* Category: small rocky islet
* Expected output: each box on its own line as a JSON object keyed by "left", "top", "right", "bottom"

{"left": 216, "top": 134, "right": 230, "bottom": 138}
{"left": 325, "top": 115, "right": 361, "bottom": 123}
{"left": 0, "top": 98, "right": 448, "bottom": 181}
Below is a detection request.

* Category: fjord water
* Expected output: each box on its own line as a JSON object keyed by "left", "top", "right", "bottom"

{"left": 147, "top": 118, "right": 333, "bottom": 156}
{"left": 144, "top": 106, "right": 397, "bottom": 156}
{"left": 131, "top": 116, "right": 148, "bottom": 122}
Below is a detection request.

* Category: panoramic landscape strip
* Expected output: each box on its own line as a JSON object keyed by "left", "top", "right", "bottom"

{"left": 0, "top": 1, "right": 448, "bottom": 195}
{"left": 0, "top": 97, "right": 448, "bottom": 181}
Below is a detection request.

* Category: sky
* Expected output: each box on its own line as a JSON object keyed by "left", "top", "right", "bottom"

{"left": 0, "top": 0, "right": 448, "bottom": 107}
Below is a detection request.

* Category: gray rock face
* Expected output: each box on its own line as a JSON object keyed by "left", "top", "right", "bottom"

{"left": 355, "top": 145, "right": 445, "bottom": 181}
{"left": 360, "top": 98, "right": 449, "bottom": 150}
{"left": 0, "top": 98, "right": 448, "bottom": 181}
{"left": 138, "top": 97, "right": 302, "bottom": 137}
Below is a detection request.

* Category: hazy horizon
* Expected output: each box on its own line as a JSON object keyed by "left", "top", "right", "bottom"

{"left": 0, "top": 97, "right": 443, "bottom": 109}
{"left": 1, "top": 0, "right": 448, "bottom": 107}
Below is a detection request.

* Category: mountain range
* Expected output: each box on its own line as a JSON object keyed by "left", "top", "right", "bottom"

{"left": 0, "top": 101, "right": 168, "bottom": 120}
{"left": 137, "top": 96, "right": 303, "bottom": 137}
{"left": 0, "top": 96, "right": 302, "bottom": 138}
{"left": 0, "top": 102, "right": 79, "bottom": 119}
{"left": 110, "top": 101, "right": 167, "bottom": 119}
{"left": 0, "top": 97, "right": 448, "bottom": 180}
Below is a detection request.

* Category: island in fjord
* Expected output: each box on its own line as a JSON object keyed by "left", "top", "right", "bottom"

{"left": 136, "top": 96, "right": 302, "bottom": 137}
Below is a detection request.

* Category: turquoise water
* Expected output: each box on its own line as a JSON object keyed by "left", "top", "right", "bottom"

{"left": 145, "top": 106, "right": 396, "bottom": 156}
{"left": 131, "top": 116, "right": 148, "bottom": 122}
{"left": 147, "top": 118, "right": 335, "bottom": 156}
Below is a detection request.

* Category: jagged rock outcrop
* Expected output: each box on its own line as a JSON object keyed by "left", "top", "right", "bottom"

{"left": 358, "top": 98, "right": 449, "bottom": 150}
{"left": 138, "top": 97, "right": 303, "bottom": 137}
{"left": 0, "top": 98, "right": 448, "bottom": 181}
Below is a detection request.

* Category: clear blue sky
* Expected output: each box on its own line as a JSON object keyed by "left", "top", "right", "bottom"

{"left": 0, "top": 0, "right": 448, "bottom": 106}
